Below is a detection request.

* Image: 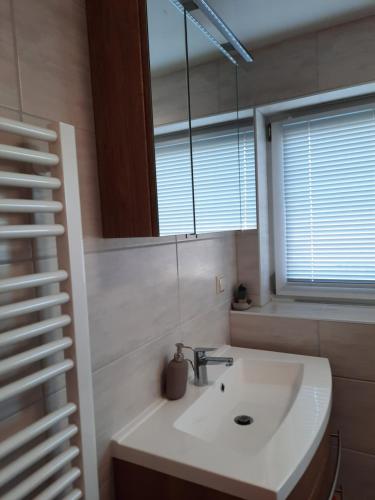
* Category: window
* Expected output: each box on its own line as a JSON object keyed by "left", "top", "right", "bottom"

{"left": 155, "top": 122, "right": 256, "bottom": 236}
{"left": 272, "top": 105, "right": 375, "bottom": 298}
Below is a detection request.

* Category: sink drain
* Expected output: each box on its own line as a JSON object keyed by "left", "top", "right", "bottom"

{"left": 234, "top": 415, "right": 254, "bottom": 426}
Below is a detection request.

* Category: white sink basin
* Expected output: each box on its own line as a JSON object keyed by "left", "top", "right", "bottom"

{"left": 175, "top": 358, "right": 303, "bottom": 454}
{"left": 112, "top": 346, "right": 331, "bottom": 500}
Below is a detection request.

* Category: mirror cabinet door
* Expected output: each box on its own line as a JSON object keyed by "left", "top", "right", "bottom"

{"left": 147, "top": 1, "right": 256, "bottom": 236}
{"left": 186, "top": 16, "right": 240, "bottom": 235}
{"left": 147, "top": 0, "right": 194, "bottom": 237}
{"left": 237, "top": 66, "right": 257, "bottom": 233}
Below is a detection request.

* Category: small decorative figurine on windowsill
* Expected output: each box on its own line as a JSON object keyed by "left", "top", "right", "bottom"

{"left": 232, "top": 283, "right": 252, "bottom": 311}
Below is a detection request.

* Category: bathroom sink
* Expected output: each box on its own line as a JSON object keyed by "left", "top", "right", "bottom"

{"left": 174, "top": 358, "right": 303, "bottom": 454}
{"left": 112, "top": 346, "right": 331, "bottom": 500}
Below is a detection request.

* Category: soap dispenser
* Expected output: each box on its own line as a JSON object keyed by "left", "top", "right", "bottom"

{"left": 165, "top": 343, "right": 189, "bottom": 401}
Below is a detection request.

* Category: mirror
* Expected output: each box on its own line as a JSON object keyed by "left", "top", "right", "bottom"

{"left": 146, "top": 0, "right": 256, "bottom": 236}
{"left": 187, "top": 18, "right": 241, "bottom": 234}
{"left": 147, "top": 0, "right": 194, "bottom": 236}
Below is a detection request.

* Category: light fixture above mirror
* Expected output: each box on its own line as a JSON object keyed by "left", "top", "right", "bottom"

{"left": 169, "top": 0, "right": 253, "bottom": 65}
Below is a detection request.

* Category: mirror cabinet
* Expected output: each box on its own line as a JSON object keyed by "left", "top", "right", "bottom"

{"left": 86, "top": 0, "right": 255, "bottom": 237}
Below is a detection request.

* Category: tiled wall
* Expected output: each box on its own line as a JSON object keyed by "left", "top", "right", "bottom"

{"left": 0, "top": 1, "right": 237, "bottom": 499}
{"left": 89, "top": 235, "right": 236, "bottom": 497}
{"left": 231, "top": 313, "right": 375, "bottom": 499}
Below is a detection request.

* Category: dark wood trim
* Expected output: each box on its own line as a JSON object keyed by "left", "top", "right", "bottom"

{"left": 86, "top": 0, "right": 159, "bottom": 237}
{"left": 288, "top": 430, "right": 331, "bottom": 500}
{"left": 113, "top": 459, "right": 241, "bottom": 500}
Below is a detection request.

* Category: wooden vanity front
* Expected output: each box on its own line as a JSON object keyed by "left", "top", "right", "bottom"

{"left": 113, "top": 430, "right": 340, "bottom": 500}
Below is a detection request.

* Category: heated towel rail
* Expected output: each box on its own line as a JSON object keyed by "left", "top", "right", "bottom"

{"left": 0, "top": 117, "right": 99, "bottom": 499}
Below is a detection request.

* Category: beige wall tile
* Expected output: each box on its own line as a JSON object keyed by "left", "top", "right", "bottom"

{"left": 217, "top": 58, "right": 237, "bottom": 114}
{"left": 231, "top": 314, "right": 319, "bottom": 356}
{"left": 189, "top": 59, "right": 221, "bottom": 120}
{"left": 181, "top": 301, "right": 231, "bottom": 349}
{"left": 178, "top": 234, "right": 237, "bottom": 323}
{"left": 151, "top": 69, "right": 189, "bottom": 127}
{"left": 0, "top": 0, "right": 19, "bottom": 109}
{"left": 86, "top": 244, "right": 179, "bottom": 371}
{"left": 340, "top": 448, "right": 375, "bottom": 500}
{"left": 99, "top": 477, "right": 113, "bottom": 500}
{"left": 320, "top": 321, "right": 375, "bottom": 381}
{"left": 331, "top": 377, "right": 375, "bottom": 455}
{"left": 236, "top": 230, "right": 259, "bottom": 300}
{"left": 74, "top": 127, "right": 102, "bottom": 241}
{"left": 318, "top": 16, "right": 375, "bottom": 90}
{"left": 13, "top": 0, "right": 94, "bottom": 131}
{"left": 0, "top": 396, "right": 44, "bottom": 442}
{"left": 152, "top": 56, "right": 237, "bottom": 125}
{"left": 240, "top": 33, "right": 318, "bottom": 108}
{"left": 0, "top": 380, "right": 43, "bottom": 422}
{"left": 92, "top": 329, "right": 180, "bottom": 488}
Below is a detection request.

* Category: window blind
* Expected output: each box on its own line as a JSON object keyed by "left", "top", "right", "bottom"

{"left": 155, "top": 124, "right": 256, "bottom": 236}
{"left": 281, "top": 107, "right": 375, "bottom": 284}
{"left": 155, "top": 134, "right": 195, "bottom": 236}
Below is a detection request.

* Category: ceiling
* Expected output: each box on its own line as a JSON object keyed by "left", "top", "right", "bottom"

{"left": 147, "top": 0, "right": 375, "bottom": 76}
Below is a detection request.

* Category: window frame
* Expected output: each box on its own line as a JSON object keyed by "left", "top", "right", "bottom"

{"left": 271, "top": 102, "right": 375, "bottom": 302}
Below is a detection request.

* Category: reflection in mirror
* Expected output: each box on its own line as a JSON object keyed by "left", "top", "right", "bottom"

{"left": 147, "top": 0, "right": 194, "bottom": 236}
{"left": 186, "top": 8, "right": 256, "bottom": 234}
{"left": 147, "top": 0, "right": 257, "bottom": 236}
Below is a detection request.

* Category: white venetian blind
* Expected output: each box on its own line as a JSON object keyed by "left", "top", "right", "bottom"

{"left": 282, "top": 107, "right": 375, "bottom": 284}
{"left": 155, "top": 134, "right": 195, "bottom": 235}
{"left": 155, "top": 123, "right": 256, "bottom": 236}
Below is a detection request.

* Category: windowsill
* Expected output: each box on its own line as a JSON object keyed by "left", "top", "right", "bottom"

{"left": 230, "top": 300, "right": 375, "bottom": 324}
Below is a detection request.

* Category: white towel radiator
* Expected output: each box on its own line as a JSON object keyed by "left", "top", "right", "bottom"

{"left": 0, "top": 117, "right": 99, "bottom": 499}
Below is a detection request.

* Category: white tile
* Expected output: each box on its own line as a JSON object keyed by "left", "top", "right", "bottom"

{"left": 178, "top": 234, "right": 237, "bottom": 323}
{"left": 151, "top": 69, "right": 189, "bottom": 127}
{"left": 86, "top": 244, "right": 179, "bottom": 371}
{"left": 13, "top": 0, "right": 94, "bottom": 131}
{"left": 181, "top": 301, "right": 230, "bottom": 349}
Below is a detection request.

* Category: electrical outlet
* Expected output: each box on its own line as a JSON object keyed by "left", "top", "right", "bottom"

{"left": 216, "top": 275, "right": 225, "bottom": 294}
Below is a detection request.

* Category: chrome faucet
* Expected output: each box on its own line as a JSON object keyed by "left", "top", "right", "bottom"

{"left": 192, "top": 347, "right": 234, "bottom": 386}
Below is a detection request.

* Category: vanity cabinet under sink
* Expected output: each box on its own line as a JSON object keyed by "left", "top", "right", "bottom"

{"left": 113, "top": 430, "right": 341, "bottom": 500}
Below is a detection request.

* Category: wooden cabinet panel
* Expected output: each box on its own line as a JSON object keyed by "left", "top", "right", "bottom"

{"left": 113, "top": 430, "right": 340, "bottom": 500}
{"left": 86, "top": 0, "right": 158, "bottom": 237}
{"left": 113, "top": 459, "right": 241, "bottom": 500}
